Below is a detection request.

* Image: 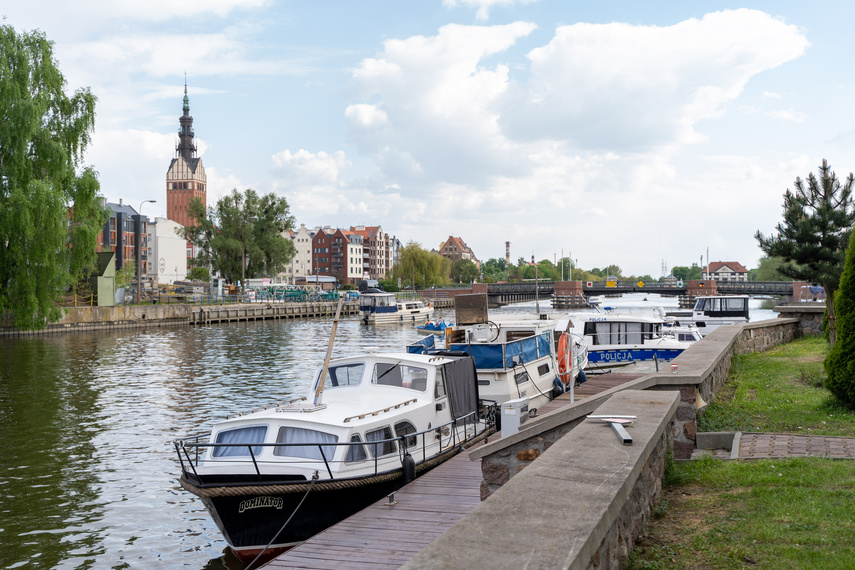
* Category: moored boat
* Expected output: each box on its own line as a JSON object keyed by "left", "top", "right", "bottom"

{"left": 568, "top": 311, "right": 698, "bottom": 365}
{"left": 359, "top": 290, "right": 433, "bottom": 324}
{"left": 664, "top": 294, "right": 749, "bottom": 335}
{"left": 174, "top": 350, "right": 495, "bottom": 564}
{"left": 409, "top": 313, "right": 588, "bottom": 415}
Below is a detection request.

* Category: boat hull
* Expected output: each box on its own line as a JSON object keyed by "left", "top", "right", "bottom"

{"left": 587, "top": 347, "right": 683, "bottom": 364}
{"left": 196, "top": 477, "right": 403, "bottom": 563}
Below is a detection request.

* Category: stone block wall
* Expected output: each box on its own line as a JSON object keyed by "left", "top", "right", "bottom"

{"left": 588, "top": 422, "right": 673, "bottom": 569}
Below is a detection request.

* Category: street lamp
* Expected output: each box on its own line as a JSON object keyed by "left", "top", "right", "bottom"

{"left": 137, "top": 200, "right": 156, "bottom": 304}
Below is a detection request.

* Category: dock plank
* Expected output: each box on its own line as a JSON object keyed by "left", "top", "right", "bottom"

{"left": 263, "top": 449, "right": 482, "bottom": 569}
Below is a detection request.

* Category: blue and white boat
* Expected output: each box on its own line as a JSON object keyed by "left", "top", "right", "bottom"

{"left": 568, "top": 312, "right": 698, "bottom": 365}
{"left": 416, "top": 318, "right": 453, "bottom": 335}
{"left": 408, "top": 314, "right": 588, "bottom": 414}
{"left": 359, "top": 291, "right": 433, "bottom": 324}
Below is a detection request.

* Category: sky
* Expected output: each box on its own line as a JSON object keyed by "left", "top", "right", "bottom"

{"left": 5, "top": 1, "right": 855, "bottom": 277}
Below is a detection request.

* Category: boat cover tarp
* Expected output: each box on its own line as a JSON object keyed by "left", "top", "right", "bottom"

{"left": 443, "top": 356, "right": 479, "bottom": 421}
{"left": 448, "top": 331, "right": 552, "bottom": 368}
{"left": 407, "top": 335, "right": 435, "bottom": 354}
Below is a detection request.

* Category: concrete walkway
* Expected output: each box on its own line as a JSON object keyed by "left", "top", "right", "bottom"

{"left": 737, "top": 433, "right": 855, "bottom": 459}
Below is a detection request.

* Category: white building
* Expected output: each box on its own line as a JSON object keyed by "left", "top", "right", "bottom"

{"left": 278, "top": 223, "right": 314, "bottom": 285}
{"left": 149, "top": 217, "right": 188, "bottom": 284}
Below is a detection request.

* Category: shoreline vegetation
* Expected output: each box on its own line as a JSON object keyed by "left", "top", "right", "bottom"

{"left": 629, "top": 336, "right": 855, "bottom": 569}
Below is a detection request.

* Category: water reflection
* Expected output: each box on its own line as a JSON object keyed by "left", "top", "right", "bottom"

{"left": 0, "top": 297, "right": 776, "bottom": 569}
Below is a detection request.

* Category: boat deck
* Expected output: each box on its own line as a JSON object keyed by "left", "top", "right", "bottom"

{"left": 263, "top": 371, "right": 646, "bottom": 569}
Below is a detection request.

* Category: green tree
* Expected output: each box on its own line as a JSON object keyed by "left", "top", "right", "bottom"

{"left": 450, "top": 259, "right": 478, "bottom": 283}
{"left": 824, "top": 229, "right": 855, "bottom": 409}
{"left": 390, "top": 242, "right": 449, "bottom": 288}
{"left": 753, "top": 256, "right": 788, "bottom": 281}
{"left": 187, "top": 266, "right": 210, "bottom": 282}
{"left": 672, "top": 264, "right": 702, "bottom": 281}
{"left": 182, "top": 189, "right": 296, "bottom": 289}
{"left": 0, "top": 25, "right": 105, "bottom": 329}
{"left": 756, "top": 159, "right": 855, "bottom": 345}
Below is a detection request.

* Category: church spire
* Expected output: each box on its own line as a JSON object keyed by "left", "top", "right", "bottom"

{"left": 177, "top": 77, "right": 196, "bottom": 162}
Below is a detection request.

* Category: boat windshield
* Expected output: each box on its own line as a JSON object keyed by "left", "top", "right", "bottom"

{"left": 372, "top": 363, "right": 430, "bottom": 391}
{"left": 316, "top": 362, "right": 365, "bottom": 390}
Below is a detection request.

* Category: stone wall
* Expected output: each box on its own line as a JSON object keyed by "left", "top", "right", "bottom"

{"left": 403, "top": 391, "right": 679, "bottom": 570}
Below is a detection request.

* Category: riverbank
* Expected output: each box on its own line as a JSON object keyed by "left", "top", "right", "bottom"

{"left": 628, "top": 335, "right": 855, "bottom": 569}
{"left": 0, "top": 301, "right": 360, "bottom": 338}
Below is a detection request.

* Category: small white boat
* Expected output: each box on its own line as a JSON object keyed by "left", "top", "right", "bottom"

{"left": 409, "top": 314, "right": 588, "bottom": 414}
{"left": 175, "top": 350, "right": 495, "bottom": 564}
{"left": 664, "top": 295, "right": 749, "bottom": 335}
{"left": 569, "top": 311, "right": 698, "bottom": 365}
{"left": 359, "top": 291, "right": 433, "bottom": 324}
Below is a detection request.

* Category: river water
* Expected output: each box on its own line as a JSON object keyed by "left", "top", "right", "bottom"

{"left": 0, "top": 294, "right": 776, "bottom": 569}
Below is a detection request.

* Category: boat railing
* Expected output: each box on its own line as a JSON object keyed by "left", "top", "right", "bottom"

{"left": 174, "top": 405, "right": 496, "bottom": 486}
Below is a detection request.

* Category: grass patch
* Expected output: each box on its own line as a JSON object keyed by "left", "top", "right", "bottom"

{"left": 697, "top": 336, "right": 855, "bottom": 436}
{"left": 628, "top": 458, "right": 855, "bottom": 569}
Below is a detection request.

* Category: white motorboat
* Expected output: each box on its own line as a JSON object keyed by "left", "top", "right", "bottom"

{"left": 568, "top": 311, "right": 698, "bottom": 365}
{"left": 408, "top": 314, "right": 588, "bottom": 415}
{"left": 664, "top": 295, "right": 749, "bottom": 335}
{"left": 174, "top": 350, "right": 494, "bottom": 564}
{"left": 359, "top": 290, "right": 433, "bottom": 324}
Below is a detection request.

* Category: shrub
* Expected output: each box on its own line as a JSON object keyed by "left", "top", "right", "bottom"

{"left": 824, "top": 230, "right": 855, "bottom": 409}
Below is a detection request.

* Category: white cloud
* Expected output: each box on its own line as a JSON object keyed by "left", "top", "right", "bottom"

{"left": 270, "top": 149, "right": 351, "bottom": 186}
{"left": 344, "top": 104, "right": 389, "bottom": 131}
{"left": 768, "top": 109, "right": 806, "bottom": 123}
{"left": 500, "top": 9, "right": 809, "bottom": 151}
{"left": 443, "top": 0, "right": 540, "bottom": 21}
{"left": 762, "top": 90, "right": 783, "bottom": 98}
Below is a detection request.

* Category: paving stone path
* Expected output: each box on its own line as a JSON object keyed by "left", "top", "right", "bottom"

{"left": 737, "top": 432, "right": 855, "bottom": 459}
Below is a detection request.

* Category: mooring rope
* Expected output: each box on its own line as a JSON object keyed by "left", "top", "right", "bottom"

{"left": 244, "top": 471, "right": 319, "bottom": 570}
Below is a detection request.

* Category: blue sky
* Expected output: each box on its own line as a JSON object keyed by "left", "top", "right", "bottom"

{"left": 5, "top": 1, "right": 855, "bottom": 276}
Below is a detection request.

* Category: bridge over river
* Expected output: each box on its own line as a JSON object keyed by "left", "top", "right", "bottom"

{"left": 481, "top": 280, "right": 804, "bottom": 306}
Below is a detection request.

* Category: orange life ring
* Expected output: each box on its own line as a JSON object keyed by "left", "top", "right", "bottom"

{"left": 556, "top": 332, "right": 573, "bottom": 385}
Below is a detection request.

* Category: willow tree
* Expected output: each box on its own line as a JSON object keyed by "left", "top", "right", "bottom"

{"left": 756, "top": 160, "right": 855, "bottom": 346}
{"left": 391, "top": 242, "right": 449, "bottom": 288}
{"left": 0, "top": 25, "right": 104, "bottom": 329}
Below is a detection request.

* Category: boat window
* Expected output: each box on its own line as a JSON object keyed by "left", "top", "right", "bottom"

{"left": 506, "top": 330, "right": 535, "bottom": 342}
{"left": 435, "top": 368, "right": 447, "bottom": 399}
{"left": 345, "top": 434, "right": 367, "bottom": 463}
{"left": 725, "top": 298, "right": 747, "bottom": 311}
{"left": 316, "top": 362, "right": 364, "bottom": 390}
{"left": 537, "top": 363, "right": 550, "bottom": 376}
{"left": 584, "top": 321, "right": 657, "bottom": 345}
{"left": 515, "top": 371, "right": 530, "bottom": 385}
{"left": 274, "top": 427, "right": 339, "bottom": 460}
{"left": 365, "top": 426, "right": 397, "bottom": 458}
{"left": 372, "top": 363, "right": 429, "bottom": 391}
{"left": 213, "top": 425, "right": 267, "bottom": 457}
{"left": 395, "top": 421, "right": 418, "bottom": 449}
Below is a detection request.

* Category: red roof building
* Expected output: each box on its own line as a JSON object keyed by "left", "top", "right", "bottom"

{"left": 704, "top": 261, "right": 749, "bottom": 282}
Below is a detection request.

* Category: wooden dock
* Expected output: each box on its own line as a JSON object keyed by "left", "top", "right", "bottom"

{"left": 263, "top": 371, "right": 646, "bottom": 569}
{"left": 263, "top": 449, "right": 484, "bottom": 569}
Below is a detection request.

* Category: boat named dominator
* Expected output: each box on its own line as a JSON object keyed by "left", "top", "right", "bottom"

{"left": 359, "top": 289, "right": 433, "bottom": 324}
{"left": 174, "top": 351, "right": 495, "bottom": 564}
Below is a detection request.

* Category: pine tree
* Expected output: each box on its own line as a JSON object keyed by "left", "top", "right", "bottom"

{"left": 824, "top": 229, "right": 855, "bottom": 408}
{"left": 0, "top": 25, "right": 104, "bottom": 329}
{"left": 755, "top": 160, "right": 855, "bottom": 346}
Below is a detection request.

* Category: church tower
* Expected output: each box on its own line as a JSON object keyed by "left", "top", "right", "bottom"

{"left": 166, "top": 81, "right": 207, "bottom": 229}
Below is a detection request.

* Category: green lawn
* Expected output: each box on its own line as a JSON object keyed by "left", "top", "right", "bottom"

{"left": 698, "top": 336, "right": 855, "bottom": 437}
{"left": 629, "top": 336, "right": 855, "bottom": 569}
{"left": 629, "top": 457, "right": 855, "bottom": 569}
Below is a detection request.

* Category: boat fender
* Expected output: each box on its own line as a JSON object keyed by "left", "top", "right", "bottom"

{"left": 402, "top": 453, "right": 416, "bottom": 483}
{"left": 552, "top": 377, "right": 566, "bottom": 398}
{"left": 576, "top": 369, "right": 588, "bottom": 386}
